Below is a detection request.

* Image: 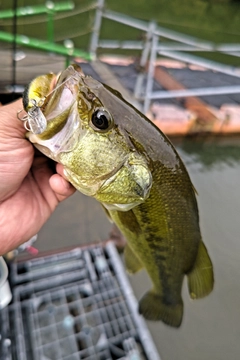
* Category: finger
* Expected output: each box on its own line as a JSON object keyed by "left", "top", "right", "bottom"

{"left": 0, "top": 98, "right": 27, "bottom": 138}
{"left": 49, "top": 173, "right": 76, "bottom": 201}
{"left": 56, "top": 163, "right": 68, "bottom": 179}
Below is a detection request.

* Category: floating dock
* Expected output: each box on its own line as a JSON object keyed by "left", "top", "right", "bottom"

{"left": 79, "top": 56, "right": 240, "bottom": 136}
{"left": 1, "top": 49, "right": 240, "bottom": 136}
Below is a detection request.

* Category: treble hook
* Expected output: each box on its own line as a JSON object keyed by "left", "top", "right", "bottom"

{"left": 17, "top": 109, "right": 28, "bottom": 122}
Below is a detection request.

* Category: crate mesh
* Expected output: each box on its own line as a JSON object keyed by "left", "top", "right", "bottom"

{"left": 0, "top": 242, "right": 160, "bottom": 360}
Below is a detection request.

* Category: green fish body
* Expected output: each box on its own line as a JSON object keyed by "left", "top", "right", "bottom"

{"left": 24, "top": 64, "right": 214, "bottom": 327}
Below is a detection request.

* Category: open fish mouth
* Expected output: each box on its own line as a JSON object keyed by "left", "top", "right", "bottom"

{"left": 42, "top": 66, "right": 83, "bottom": 121}
{"left": 26, "top": 66, "right": 87, "bottom": 157}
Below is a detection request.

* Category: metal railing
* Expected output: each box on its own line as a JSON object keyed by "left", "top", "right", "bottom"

{"left": 90, "top": 0, "right": 240, "bottom": 113}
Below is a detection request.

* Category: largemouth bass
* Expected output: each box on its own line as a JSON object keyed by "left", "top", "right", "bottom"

{"left": 22, "top": 64, "right": 214, "bottom": 327}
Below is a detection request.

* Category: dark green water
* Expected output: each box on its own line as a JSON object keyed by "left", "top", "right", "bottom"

{"left": 36, "top": 136, "right": 240, "bottom": 360}
{"left": 106, "top": 0, "right": 240, "bottom": 43}
{"left": 1, "top": 0, "right": 240, "bottom": 64}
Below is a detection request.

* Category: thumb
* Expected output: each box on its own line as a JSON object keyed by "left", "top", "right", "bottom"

{"left": 0, "top": 98, "right": 27, "bottom": 139}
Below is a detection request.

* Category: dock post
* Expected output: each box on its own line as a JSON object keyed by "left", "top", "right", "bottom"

{"left": 134, "top": 21, "right": 155, "bottom": 103}
{"left": 89, "top": 0, "right": 104, "bottom": 60}
{"left": 143, "top": 23, "right": 158, "bottom": 114}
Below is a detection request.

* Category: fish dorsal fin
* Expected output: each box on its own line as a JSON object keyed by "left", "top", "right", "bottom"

{"left": 187, "top": 240, "right": 214, "bottom": 299}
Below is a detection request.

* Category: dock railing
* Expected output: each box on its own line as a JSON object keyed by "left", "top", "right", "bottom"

{"left": 90, "top": 0, "right": 240, "bottom": 113}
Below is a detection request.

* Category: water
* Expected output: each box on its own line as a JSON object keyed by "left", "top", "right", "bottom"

{"left": 1, "top": 0, "right": 240, "bottom": 65}
{"left": 35, "top": 136, "right": 240, "bottom": 360}
{"left": 106, "top": 0, "right": 240, "bottom": 44}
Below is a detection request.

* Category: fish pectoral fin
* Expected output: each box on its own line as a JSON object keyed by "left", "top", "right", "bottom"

{"left": 139, "top": 290, "right": 183, "bottom": 328}
{"left": 187, "top": 240, "right": 214, "bottom": 299}
{"left": 101, "top": 204, "right": 113, "bottom": 223}
{"left": 124, "top": 244, "right": 143, "bottom": 274}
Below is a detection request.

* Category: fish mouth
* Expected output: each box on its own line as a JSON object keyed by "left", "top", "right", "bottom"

{"left": 43, "top": 66, "right": 83, "bottom": 120}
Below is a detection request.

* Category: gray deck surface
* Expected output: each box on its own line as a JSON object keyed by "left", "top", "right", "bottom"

{"left": 1, "top": 49, "right": 240, "bottom": 108}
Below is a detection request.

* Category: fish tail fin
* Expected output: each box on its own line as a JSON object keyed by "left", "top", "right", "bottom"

{"left": 138, "top": 290, "right": 183, "bottom": 328}
{"left": 187, "top": 240, "right": 214, "bottom": 299}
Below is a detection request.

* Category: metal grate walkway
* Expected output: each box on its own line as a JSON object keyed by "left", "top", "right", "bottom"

{"left": 0, "top": 242, "right": 160, "bottom": 360}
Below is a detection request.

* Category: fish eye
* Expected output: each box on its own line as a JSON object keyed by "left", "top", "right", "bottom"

{"left": 91, "top": 108, "right": 113, "bottom": 132}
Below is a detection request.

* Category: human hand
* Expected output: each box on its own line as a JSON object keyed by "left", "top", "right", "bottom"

{"left": 0, "top": 99, "right": 76, "bottom": 255}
